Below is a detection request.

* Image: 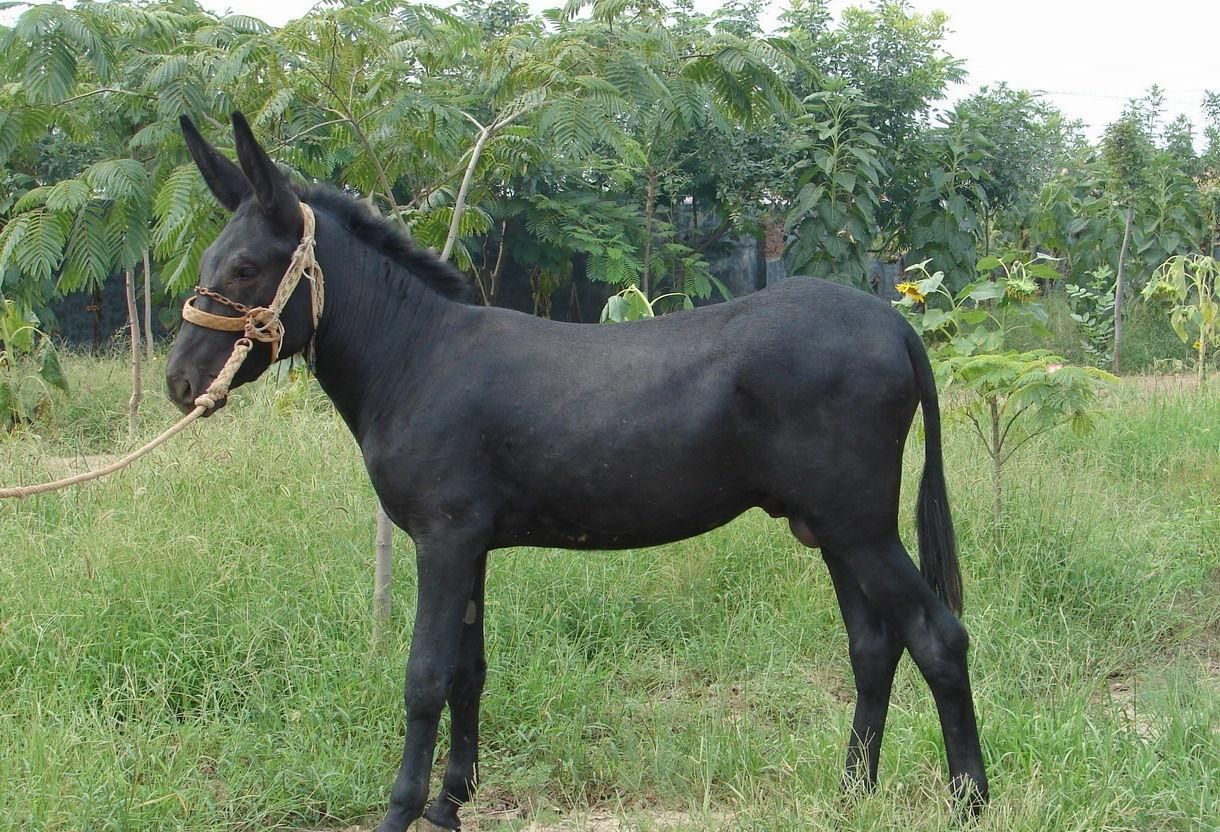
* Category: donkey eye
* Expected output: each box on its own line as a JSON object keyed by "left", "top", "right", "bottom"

{"left": 236, "top": 264, "right": 260, "bottom": 279}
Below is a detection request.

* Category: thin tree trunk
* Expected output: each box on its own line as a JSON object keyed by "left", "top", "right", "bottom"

{"left": 90, "top": 286, "right": 103, "bottom": 352}
{"left": 642, "top": 167, "right": 656, "bottom": 298}
{"left": 124, "top": 269, "right": 142, "bottom": 441}
{"left": 989, "top": 396, "right": 1002, "bottom": 541}
{"left": 991, "top": 452, "right": 1002, "bottom": 545}
{"left": 982, "top": 202, "right": 992, "bottom": 258}
{"left": 1112, "top": 204, "right": 1135, "bottom": 374}
{"left": 1199, "top": 336, "right": 1207, "bottom": 389}
{"left": 143, "top": 249, "right": 153, "bottom": 361}
{"left": 484, "top": 221, "right": 507, "bottom": 308}
{"left": 442, "top": 124, "right": 494, "bottom": 263}
{"left": 442, "top": 107, "right": 533, "bottom": 263}
{"left": 373, "top": 504, "right": 394, "bottom": 648}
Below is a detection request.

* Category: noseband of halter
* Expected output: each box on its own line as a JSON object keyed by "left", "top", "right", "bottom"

{"left": 181, "top": 202, "right": 324, "bottom": 365}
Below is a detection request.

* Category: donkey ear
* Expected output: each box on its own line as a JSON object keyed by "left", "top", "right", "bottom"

{"left": 180, "top": 115, "right": 249, "bottom": 211}
{"left": 231, "top": 111, "right": 300, "bottom": 231}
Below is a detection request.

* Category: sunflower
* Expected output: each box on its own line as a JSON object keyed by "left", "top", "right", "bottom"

{"left": 1005, "top": 277, "right": 1038, "bottom": 301}
{"left": 895, "top": 281, "right": 926, "bottom": 302}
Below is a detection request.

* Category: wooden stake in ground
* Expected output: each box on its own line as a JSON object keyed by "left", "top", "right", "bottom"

{"left": 373, "top": 504, "right": 393, "bottom": 648}
{"left": 143, "top": 249, "right": 154, "bottom": 362}
{"left": 124, "top": 268, "right": 142, "bottom": 440}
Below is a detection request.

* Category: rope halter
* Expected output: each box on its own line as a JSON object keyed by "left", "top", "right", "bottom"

{"left": 181, "top": 201, "right": 324, "bottom": 367}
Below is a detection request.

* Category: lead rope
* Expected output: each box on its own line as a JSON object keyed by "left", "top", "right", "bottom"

{"left": 0, "top": 204, "right": 321, "bottom": 500}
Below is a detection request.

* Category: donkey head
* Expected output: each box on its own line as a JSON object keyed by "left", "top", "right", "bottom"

{"left": 165, "top": 113, "right": 317, "bottom": 413}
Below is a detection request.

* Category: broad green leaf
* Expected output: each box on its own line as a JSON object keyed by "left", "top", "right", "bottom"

{"left": 39, "top": 344, "right": 69, "bottom": 392}
{"left": 915, "top": 271, "right": 944, "bottom": 296}
{"left": 919, "top": 308, "right": 949, "bottom": 332}
{"left": 965, "top": 280, "right": 1005, "bottom": 302}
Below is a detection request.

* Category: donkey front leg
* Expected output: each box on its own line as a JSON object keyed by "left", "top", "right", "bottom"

{"left": 423, "top": 553, "right": 489, "bottom": 830}
{"left": 379, "top": 531, "right": 487, "bottom": 832}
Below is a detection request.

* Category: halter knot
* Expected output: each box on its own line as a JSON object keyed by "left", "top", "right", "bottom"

{"left": 243, "top": 307, "right": 285, "bottom": 348}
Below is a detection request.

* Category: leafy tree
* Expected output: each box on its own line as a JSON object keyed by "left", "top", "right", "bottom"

{"left": 1030, "top": 160, "right": 1118, "bottom": 282}
{"left": 903, "top": 118, "right": 989, "bottom": 289}
{"left": 780, "top": 0, "right": 981, "bottom": 289}
{"left": 785, "top": 84, "right": 883, "bottom": 284}
{"left": 948, "top": 84, "right": 1083, "bottom": 251}
{"left": 1101, "top": 114, "right": 1154, "bottom": 372}
{"left": 819, "top": 0, "right": 964, "bottom": 250}
{"left": 1198, "top": 91, "right": 1220, "bottom": 255}
{"left": 480, "top": 0, "right": 795, "bottom": 303}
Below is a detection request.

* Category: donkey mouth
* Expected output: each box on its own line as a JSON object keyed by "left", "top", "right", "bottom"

{"left": 194, "top": 395, "right": 227, "bottom": 416}
{"left": 172, "top": 396, "right": 225, "bottom": 416}
{"left": 167, "top": 378, "right": 227, "bottom": 416}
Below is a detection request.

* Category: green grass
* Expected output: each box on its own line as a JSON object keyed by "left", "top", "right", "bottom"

{"left": 1, "top": 356, "right": 1217, "bottom": 831}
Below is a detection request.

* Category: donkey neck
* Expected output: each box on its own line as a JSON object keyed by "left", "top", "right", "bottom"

{"left": 307, "top": 209, "right": 459, "bottom": 440}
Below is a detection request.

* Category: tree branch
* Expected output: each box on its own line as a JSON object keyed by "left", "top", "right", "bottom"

{"left": 691, "top": 217, "right": 735, "bottom": 253}
{"left": 998, "top": 419, "right": 1068, "bottom": 466}
{"left": 298, "top": 61, "right": 408, "bottom": 228}
{"left": 997, "top": 403, "right": 1030, "bottom": 451}
{"left": 964, "top": 410, "right": 990, "bottom": 450}
{"left": 12, "top": 88, "right": 154, "bottom": 110}
{"left": 440, "top": 105, "right": 538, "bottom": 262}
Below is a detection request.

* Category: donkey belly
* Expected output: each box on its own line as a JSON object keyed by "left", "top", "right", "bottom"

{"left": 486, "top": 384, "right": 766, "bottom": 549}
{"left": 490, "top": 490, "right": 758, "bottom": 550}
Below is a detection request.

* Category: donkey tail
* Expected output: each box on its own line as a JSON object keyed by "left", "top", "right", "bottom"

{"left": 907, "top": 328, "right": 963, "bottom": 615}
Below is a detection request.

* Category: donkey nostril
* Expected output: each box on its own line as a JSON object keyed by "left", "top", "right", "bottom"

{"left": 168, "top": 375, "right": 193, "bottom": 406}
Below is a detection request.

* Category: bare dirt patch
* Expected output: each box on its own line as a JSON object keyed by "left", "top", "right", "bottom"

{"left": 44, "top": 453, "right": 121, "bottom": 477}
{"left": 1102, "top": 677, "right": 1161, "bottom": 742}
{"left": 1122, "top": 372, "right": 1217, "bottom": 394}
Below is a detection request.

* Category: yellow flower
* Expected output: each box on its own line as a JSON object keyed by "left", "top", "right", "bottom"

{"left": 896, "top": 281, "right": 926, "bottom": 302}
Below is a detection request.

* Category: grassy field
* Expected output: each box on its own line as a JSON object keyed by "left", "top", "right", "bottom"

{"left": 1, "top": 355, "right": 1217, "bottom": 832}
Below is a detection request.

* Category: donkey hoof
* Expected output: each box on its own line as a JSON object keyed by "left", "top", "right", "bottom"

{"left": 950, "top": 774, "right": 989, "bottom": 817}
{"left": 416, "top": 817, "right": 458, "bottom": 832}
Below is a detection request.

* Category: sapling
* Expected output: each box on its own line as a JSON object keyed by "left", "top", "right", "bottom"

{"left": 1143, "top": 254, "right": 1218, "bottom": 388}
{"left": 896, "top": 256, "right": 1115, "bottom": 536}
{"left": 0, "top": 300, "right": 69, "bottom": 432}
{"left": 599, "top": 285, "right": 693, "bottom": 322}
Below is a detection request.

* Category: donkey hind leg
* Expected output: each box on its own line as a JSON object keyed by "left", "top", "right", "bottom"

{"left": 820, "top": 549, "right": 905, "bottom": 791}
{"left": 423, "top": 553, "right": 489, "bottom": 830}
{"left": 378, "top": 533, "right": 487, "bottom": 832}
{"left": 839, "top": 534, "right": 989, "bottom": 807}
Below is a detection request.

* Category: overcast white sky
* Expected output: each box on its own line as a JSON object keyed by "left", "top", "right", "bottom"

{"left": 9, "top": 0, "right": 1219, "bottom": 142}
{"left": 194, "top": 0, "right": 1217, "bottom": 141}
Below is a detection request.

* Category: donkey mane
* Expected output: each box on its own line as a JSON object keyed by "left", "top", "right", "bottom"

{"left": 301, "top": 184, "right": 472, "bottom": 302}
